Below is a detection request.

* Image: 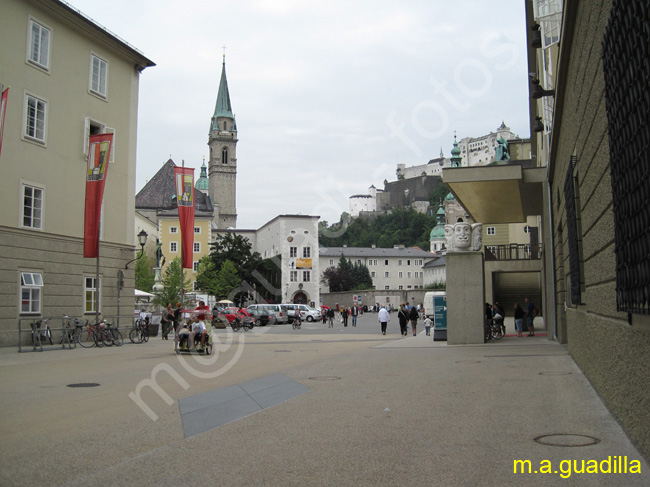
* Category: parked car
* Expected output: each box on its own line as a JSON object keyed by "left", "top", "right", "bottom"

{"left": 247, "top": 304, "right": 288, "bottom": 324}
{"left": 246, "top": 307, "right": 274, "bottom": 326}
{"left": 217, "top": 307, "right": 251, "bottom": 324}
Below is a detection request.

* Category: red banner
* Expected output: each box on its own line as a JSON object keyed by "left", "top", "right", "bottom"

{"left": 174, "top": 166, "right": 195, "bottom": 268}
{"left": 83, "top": 133, "right": 113, "bottom": 257}
{"left": 0, "top": 88, "right": 8, "bottom": 161}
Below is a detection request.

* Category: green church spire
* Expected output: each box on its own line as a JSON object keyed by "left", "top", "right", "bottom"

{"left": 210, "top": 54, "right": 235, "bottom": 132}
{"left": 450, "top": 132, "right": 462, "bottom": 167}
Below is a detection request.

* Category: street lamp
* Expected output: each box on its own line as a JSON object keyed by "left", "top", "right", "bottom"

{"left": 125, "top": 229, "right": 149, "bottom": 269}
{"left": 117, "top": 229, "right": 148, "bottom": 328}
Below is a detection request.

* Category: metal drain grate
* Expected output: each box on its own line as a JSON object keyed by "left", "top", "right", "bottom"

{"left": 534, "top": 434, "right": 600, "bottom": 447}
{"left": 67, "top": 383, "right": 100, "bottom": 388}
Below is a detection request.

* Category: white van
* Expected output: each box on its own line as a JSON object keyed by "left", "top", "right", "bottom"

{"left": 284, "top": 304, "right": 322, "bottom": 322}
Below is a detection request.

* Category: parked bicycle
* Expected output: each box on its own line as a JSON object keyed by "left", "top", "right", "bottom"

{"left": 129, "top": 318, "right": 150, "bottom": 344}
{"left": 30, "top": 319, "right": 53, "bottom": 346}
{"left": 60, "top": 315, "right": 82, "bottom": 345}
{"left": 485, "top": 318, "right": 504, "bottom": 342}
{"left": 94, "top": 320, "right": 123, "bottom": 347}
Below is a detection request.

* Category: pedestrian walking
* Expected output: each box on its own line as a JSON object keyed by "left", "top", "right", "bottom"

{"left": 409, "top": 304, "right": 419, "bottom": 336}
{"left": 397, "top": 303, "right": 409, "bottom": 336}
{"left": 161, "top": 303, "right": 174, "bottom": 340}
{"left": 342, "top": 307, "right": 349, "bottom": 327}
{"left": 351, "top": 305, "right": 358, "bottom": 327}
{"left": 424, "top": 316, "right": 433, "bottom": 336}
{"left": 378, "top": 306, "right": 390, "bottom": 335}
{"left": 327, "top": 307, "right": 335, "bottom": 328}
{"left": 524, "top": 297, "right": 536, "bottom": 336}
{"left": 514, "top": 303, "right": 524, "bottom": 337}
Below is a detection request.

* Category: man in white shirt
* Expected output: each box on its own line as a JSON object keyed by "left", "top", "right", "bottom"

{"left": 377, "top": 306, "right": 390, "bottom": 335}
{"left": 190, "top": 316, "right": 208, "bottom": 351}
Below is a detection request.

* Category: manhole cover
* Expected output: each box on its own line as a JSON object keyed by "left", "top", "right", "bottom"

{"left": 534, "top": 434, "right": 600, "bottom": 447}
{"left": 67, "top": 383, "right": 100, "bottom": 388}
{"left": 455, "top": 360, "right": 481, "bottom": 364}
{"left": 309, "top": 376, "right": 341, "bottom": 381}
{"left": 539, "top": 372, "right": 572, "bottom": 376}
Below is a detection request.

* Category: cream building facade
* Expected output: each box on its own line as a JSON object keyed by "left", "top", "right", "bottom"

{"left": 0, "top": 0, "right": 154, "bottom": 346}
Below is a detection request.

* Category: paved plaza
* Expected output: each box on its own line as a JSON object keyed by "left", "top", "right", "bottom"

{"left": 1, "top": 313, "right": 648, "bottom": 486}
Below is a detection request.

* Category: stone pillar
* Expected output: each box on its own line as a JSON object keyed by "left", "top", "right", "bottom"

{"left": 152, "top": 268, "right": 164, "bottom": 294}
{"left": 446, "top": 251, "right": 485, "bottom": 344}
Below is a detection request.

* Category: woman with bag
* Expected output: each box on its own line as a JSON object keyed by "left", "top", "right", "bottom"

{"left": 409, "top": 305, "right": 419, "bottom": 336}
{"left": 397, "top": 303, "right": 409, "bottom": 336}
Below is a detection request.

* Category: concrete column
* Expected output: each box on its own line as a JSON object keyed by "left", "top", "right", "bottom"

{"left": 446, "top": 251, "right": 485, "bottom": 344}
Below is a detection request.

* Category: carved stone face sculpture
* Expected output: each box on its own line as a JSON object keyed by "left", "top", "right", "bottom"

{"left": 454, "top": 222, "right": 471, "bottom": 249}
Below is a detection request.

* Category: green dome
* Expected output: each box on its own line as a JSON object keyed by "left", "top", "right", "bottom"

{"left": 445, "top": 192, "right": 455, "bottom": 201}
{"left": 437, "top": 206, "right": 445, "bottom": 215}
{"left": 430, "top": 224, "right": 445, "bottom": 239}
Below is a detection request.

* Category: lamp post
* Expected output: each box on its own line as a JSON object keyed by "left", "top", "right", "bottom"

{"left": 117, "top": 230, "right": 148, "bottom": 328}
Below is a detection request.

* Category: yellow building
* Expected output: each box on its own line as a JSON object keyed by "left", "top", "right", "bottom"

{"left": 0, "top": 0, "right": 154, "bottom": 346}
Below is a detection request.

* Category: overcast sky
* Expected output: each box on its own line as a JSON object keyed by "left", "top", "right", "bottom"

{"left": 68, "top": 0, "right": 529, "bottom": 229}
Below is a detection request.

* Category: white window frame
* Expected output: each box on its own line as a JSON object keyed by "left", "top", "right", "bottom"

{"left": 193, "top": 242, "right": 200, "bottom": 253}
{"left": 303, "top": 270, "right": 310, "bottom": 282}
{"left": 89, "top": 53, "right": 108, "bottom": 98}
{"left": 170, "top": 242, "right": 177, "bottom": 253}
{"left": 303, "top": 247, "right": 311, "bottom": 258}
{"left": 290, "top": 247, "right": 297, "bottom": 258}
{"left": 384, "top": 272, "right": 389, "bottom": 278}
{"left": 290, "top": 270, "right": 298, "bottom": 282}
{"left": 20, "top": 272, "right": 43, "bottom": 314}
{"left": 398, "top": 272, "right": 403, "bottom": 278}
{"left": 20, "top": 181, "right": 44, "bottom": 230}
{"left": 193, "top": 261, "right": 199, "bottom": 272}
{"left": 371, "top": 271, "right": 376, "bottom": 278}
{"left": 84, "top": 118, "right": 115, "bottom": 164}
{"left": 487, "top": 227, "right": 496, "bottom": 235}
{"left": 84, "top": 276, "right": 101, "bottom": 314}
{"left": 524, "top": 225, "right": 531, "bottom": 234}
{"left": 407, "top": 272, "right": 411, "bottom": 278}
{"left": 194, "top": 226, "right": 201, "bottom": 234}
{"left": 170, "top": 226, "right": 178, "bottom": 234}
{"left": 384, "top": 285, "right": 389, "bottom": 290}
{"left": 329, "top": 259, "right": 334, "bottom": 266}
{"left": 27, "top": 18, "right": 51, "bottom": 70}
{"left": 24, "top": 92, "right": 47, "bottom": 144}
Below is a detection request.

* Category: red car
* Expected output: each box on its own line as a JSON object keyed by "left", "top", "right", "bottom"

{"left": 217, "top": 307, "right": 251, "bottom": 324}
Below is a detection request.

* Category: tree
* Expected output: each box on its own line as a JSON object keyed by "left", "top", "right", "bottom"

{"left": 320, "top": 257, "right": 373, "bottom": 292}
{"left": 213, "top": 260, "right": 242, "bottom": 300}
{"left": 207, "top": 233, "right": 263, "bottom": 289}
{"left": 194, "top": 256, "right": 218, "bottom": 295}
{"left": 352, "top": 262, "right": 374, "bottom": 290}
{"left": 134, "top": 251, "right": 154, "bottom": 292}
{"left": 153, "top": 257, "right": 191, "bottom": 308}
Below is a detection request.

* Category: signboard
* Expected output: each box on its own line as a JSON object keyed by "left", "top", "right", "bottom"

{"left": 296, "top": 258, "right": 312, "bottom": 269}
{"left": 433, "top": 295, "right": 447, "bottom": 330}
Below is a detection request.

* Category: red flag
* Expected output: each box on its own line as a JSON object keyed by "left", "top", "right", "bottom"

{"left": 83, "top": 133, "right": 113, "bottom": 257}
{"left": 174, "top": 167, "right": 195, "bottom": 268}
{"left": 0, "top": 88, "right": 8, "bottom": 161}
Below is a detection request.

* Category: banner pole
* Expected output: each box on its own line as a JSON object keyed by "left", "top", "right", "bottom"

{"left": 96, "top": 214, "right": 100, "bottom": 325}
{"left": 180, "top": 159, "right": 185, "bottom": 308}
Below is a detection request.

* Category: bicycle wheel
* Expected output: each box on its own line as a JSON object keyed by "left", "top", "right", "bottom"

{"left": 111, "top": 329, "right": 123, "bottom": 346}
{"left": 129, "top": 328, "right": 140, "bottom": 344}
{"left": 46, "top": 327, "right": 54, "bottom": 345}
{"left": 77, "top": 328, "right": 95, "bottom": 348}
{"left": 244, "top": 321, "right": 253, "bottom": 331}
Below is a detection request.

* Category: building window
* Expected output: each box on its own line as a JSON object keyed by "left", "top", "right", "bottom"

{"left": 170, "top": 226, "right": 178, "bottom": 233}
{"left": 371, "top": 271, "right": 376, "bottom": 278}
{"left": 407, "top": 285, "right": 412, "bottom": 289}
{"left": 329, "top": 259, "right": 334, "bottom": 266}
{"left": 193, "top": 281, "right": 200, "bottom": 291}
{"left": 398, "top": 272, "right": 403, "bottom": 278}
{"left": 290, "top": 270, "right": 298, "bottom": 282}
{"left": 21, "top": 184, "right": 43, "bottom": 230}
{"left": 398, "top": 260, "right": 403, "bottom": 266}
{"left": 407, "top": 272, "right": 411, "bottom": 278}
{"left": 398, "top": 285, "right": 403, "bottom": 290}
{"left": 290, "top": 247, "right": 297, "bottom": 257}
{"left": 407, "top": 260, "right": 411, "bottom": 265}
{"left": 25, "top": 94, "right": 46, "bottom": 143}
{"left": 222, "top": 147, "right": 228, "bottom": 164}
{"left": 303, "top": 270, "right": 310, "bottom": 282}
{"left": 193, "top": 242, "right": 200, "bottom": 253}
{"left": 28, "top": 19, "right": 50, "bottom": 69}
{"left": 384, "top": 272, "right": 389, "bottom": 278}
{"left": 84, "top": 276, "right": 100, "bottom": 313}
{"left": 83, "top": 118, "right": 115, "bottom": 163}
{"left": 523, "top": 225, "right": 531, "bottom": 234}
{"left": 170, "top": 242, "right": 177, "bottom": 253}
{"left": 487, "top": 227, "right": 496, "bottom": 235}
{"left": 384, "top": 260, "right": 389, "bottom": 266}
{"left": 384, "top": 285, "right": 389, "bottom": 290}
{"left": 414, "top": 272, "right": 420, "bottom": 278}
{"left": 356, "top": 260, "right": 362, "bottom": 265}
{"left": 90, "top": 54, "right": 108, "bottom": 97}
{"left": 20, "top": 272, "right": 43, "bottom": 314}
{"left": 193, "top": 261, "right": 199, "bottom": 272}
{"left": 194, "top": 227, "right": 201, "bottom": 234}
{"left": 303, "top": 247, "right": 311, "bottom": 258}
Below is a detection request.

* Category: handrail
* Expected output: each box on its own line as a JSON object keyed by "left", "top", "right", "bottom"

{"left": 484, "top": 243, "right": 543, "bottom": 261}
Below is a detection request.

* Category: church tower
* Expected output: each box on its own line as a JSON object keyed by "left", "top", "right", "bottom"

{"left": 208, "top": 55, "right": 238, "bottom": 228}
